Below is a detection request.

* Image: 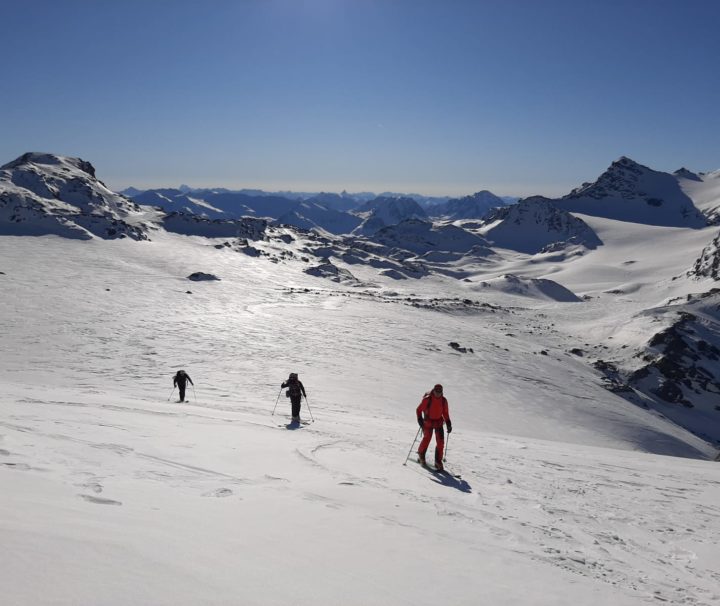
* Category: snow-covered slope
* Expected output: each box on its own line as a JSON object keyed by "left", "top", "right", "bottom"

{"left": 471, "top": 273, "right": 582, "bottom": 302}
{"left": 0, "top": 153, "right": 151, "bottom": 240}
{"left": 676, "top": 167, "right": 720, "bottom": 225}
{"left": 556, "top": 157, "right": 706, "bottom": 227}
{"left": 480, "top": 196, "right": 602, "bottom": 254}
{"left": 1, "top": 231, "right": 719, "bottom": 606}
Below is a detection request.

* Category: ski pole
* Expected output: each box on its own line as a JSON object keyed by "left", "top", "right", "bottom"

{"left": 402, "top": 427, "right": 422, "bottom": 465}
{"left": 444, "top": 432, "right": 450, "bottom": 462}
{"left": 304, "top": 395, "right": 315, "bottom": 422}
{"left": 192, "top": 384, "right": 197, "bottom": 404}
{"left": 167, "top": 386, "right": 175, "bottom": 401}
{"left": 271, "top": 387, "right": 283, "bottom": 416}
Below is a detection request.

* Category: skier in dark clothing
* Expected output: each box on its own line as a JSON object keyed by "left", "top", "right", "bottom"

{"left": 281, "top": 372, "right": 307, "bottom": 422}
{"left": 173, "top": 370, "right": 194, "bottom": 403}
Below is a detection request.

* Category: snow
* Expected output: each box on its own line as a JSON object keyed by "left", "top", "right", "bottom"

{"left": 2, "top": 153, "right": 720, "bottom": 605}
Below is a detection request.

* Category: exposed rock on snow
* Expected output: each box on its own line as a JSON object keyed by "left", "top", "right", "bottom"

{"left": 632, "top": 319, "right": 720, "bottom": 410}
{"left": 556, "top": 156, "right": 706, "bottom": 227}
{"left": 187, "top": 272, "right": 220, "bottom": 281}
{"left": 689, "top": 232, "right": 720, "bottom": 280}
{"left": 449, "top": 341, "right": 474, "bottom": 353}
{"left": 368, "top": 219, "right": 491, "bottom": 256}
{"left": 602, "top": 291, "right": 720, "bottom": 444}
{"left": 481, "top": 197, "right": 601, "bottom": 254}
{"left": 304, "top": 260, "right": 359, "bottom": 284}
{"left": 162, "top": 213, "right": 268, "bottom": 239}
{"left": 0, "top": 152, "right": 150, "bottom": 240}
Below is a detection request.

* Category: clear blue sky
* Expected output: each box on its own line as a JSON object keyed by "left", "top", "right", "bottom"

{"left": 2, "top": 0, "right": 719, "bottom": 197}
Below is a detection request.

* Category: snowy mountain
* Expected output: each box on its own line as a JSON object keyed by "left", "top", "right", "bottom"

{"left": 428, "top": 189, "right": 508, "bottom": 219}
{"left": 131, "top": 188, "right": 231, "bottom": 219}
{"left": 351, "top": 196, "right": 428, "bottom": 235}
{"left": 0, "top": 152, "right": 151, "bottom": 240}
{"left": 480, "top": 196, "right": 602, "bottom": 254}
{"left": 131, "top": 188, "right": 299, "bottom": 220}
{"left": 303, "top": 191, "right": 363, "bottom": 212}
{"left": 556, "top": 156, "right": 707, "bottom": 227}
{"left": 274, "top": 200, "right": 363, "bottom": 235}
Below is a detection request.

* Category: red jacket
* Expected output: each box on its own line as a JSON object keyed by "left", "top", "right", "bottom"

{"left": 417, "top": 393, "right": 449, "bottom": 422}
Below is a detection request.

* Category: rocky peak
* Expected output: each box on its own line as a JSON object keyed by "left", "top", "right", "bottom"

{"left": 1, "top": 152, "right": 96, "bottom": 178}
{"left": 565, "top": 156, "right": 651, "bottom": 200}
{"left": 674, "top": 167, "right": 702, "bottom": 182}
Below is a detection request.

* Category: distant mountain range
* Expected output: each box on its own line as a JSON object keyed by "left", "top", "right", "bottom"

{"left": 121, "top": 184, "right": 516, "bottom": 234}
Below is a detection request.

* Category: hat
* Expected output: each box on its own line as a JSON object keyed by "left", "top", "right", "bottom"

{"left": 433, "top": 384, "right": 443, "bottom": 392}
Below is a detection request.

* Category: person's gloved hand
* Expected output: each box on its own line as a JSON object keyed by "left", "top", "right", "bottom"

{"left": 446, "top": 420, "right": 453, "bottom": 433}
{"left": 417, "top": 417, "right": 424, "bottom": 429}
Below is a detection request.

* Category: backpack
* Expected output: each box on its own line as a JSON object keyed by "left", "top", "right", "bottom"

{"left": 286, "top": 380, "right": 302, "bottom": 399}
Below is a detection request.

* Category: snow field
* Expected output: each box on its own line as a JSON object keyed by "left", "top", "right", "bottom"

{"left": 1, "top": 234, "right": 719, "bottom": 605}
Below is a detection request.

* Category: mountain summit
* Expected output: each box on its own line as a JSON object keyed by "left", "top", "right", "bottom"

{"left": 555, "top": 157, "right": 706, "bottom": 227}
{"left": 0, "top": 152, "right": 149, "bottom": 240}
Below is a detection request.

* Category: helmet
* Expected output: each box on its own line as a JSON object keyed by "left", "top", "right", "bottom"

{"left": 289, "top": 372, "right": 298, "bottom": 379}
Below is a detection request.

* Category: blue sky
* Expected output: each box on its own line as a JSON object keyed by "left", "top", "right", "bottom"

{"left": 2, "top": 0, "right": 719, "bottom": 197}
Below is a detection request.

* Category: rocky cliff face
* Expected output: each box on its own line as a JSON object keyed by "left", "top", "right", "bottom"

{"left": 690, "top": 233, "right": 720, "bottom": 280}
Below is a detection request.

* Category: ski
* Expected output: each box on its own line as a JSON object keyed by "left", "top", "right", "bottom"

{"left": 414, "top": 458, "right": 461, "bottom": 479}
{"left": 278, "top": 420, "right": 311, "bottom": 428}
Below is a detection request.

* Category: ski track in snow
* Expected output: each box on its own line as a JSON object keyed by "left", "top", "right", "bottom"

{"left": 2, "top": 394, "right": 719, "bottom": 605}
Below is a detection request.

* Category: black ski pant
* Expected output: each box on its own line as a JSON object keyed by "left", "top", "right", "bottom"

{"left": 178, "top": 384, "right": 186, "bottom": 402}
{"left": 291, "top": 397, "right": 302, "bottom": 418}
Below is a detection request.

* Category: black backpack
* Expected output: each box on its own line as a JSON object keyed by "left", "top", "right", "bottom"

{"left": 286, "top": 380, "right": 302, "bottom": 399}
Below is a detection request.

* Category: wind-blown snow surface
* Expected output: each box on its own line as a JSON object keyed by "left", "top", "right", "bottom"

{"left": 2, "top": 232, "right": 720, "bottom": 606}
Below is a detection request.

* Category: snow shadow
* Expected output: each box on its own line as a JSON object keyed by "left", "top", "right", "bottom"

{"left": 428, "top": 472, "right": 472, "bottom": 493}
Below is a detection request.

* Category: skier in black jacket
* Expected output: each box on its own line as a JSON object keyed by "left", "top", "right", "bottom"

{"left": 281, "top": 372, "right": 306, "bottom": 421}
{"left": 173, "top": 370, "right": 194, "bottom": 403}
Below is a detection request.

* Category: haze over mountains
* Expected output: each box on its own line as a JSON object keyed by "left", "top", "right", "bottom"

{"left": 2, "top": 151, "right": 720, "bottom": 605}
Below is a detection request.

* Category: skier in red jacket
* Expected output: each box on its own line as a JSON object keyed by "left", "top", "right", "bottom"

{"left": 416, "top": 384, "right": 452, "bottom": 471}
